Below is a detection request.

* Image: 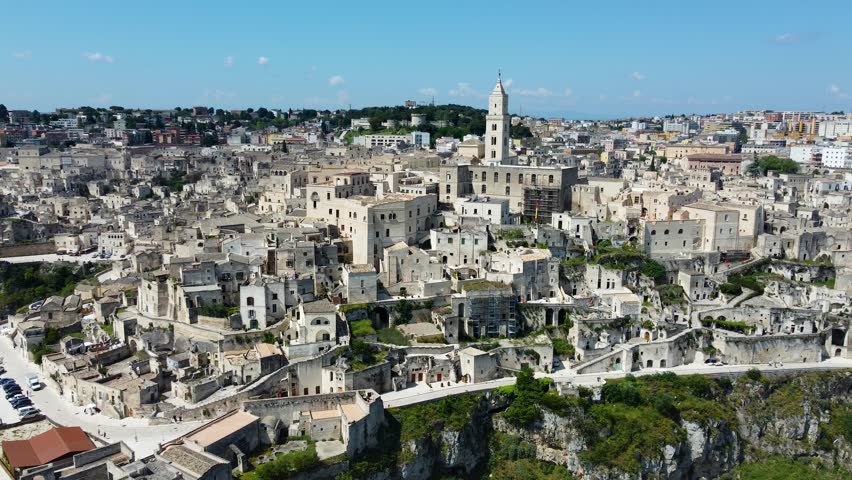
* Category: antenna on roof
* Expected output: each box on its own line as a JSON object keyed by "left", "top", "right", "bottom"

{"left": 498, "top": 69, "right": 502, "bottom": 80}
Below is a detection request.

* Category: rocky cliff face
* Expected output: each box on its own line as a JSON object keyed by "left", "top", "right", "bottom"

{"left": 397, "top": 396, "right": 491, "bottom": 480}
{"left": 492, "top": 406, "right": 742, "bottom": 480}
{"left": 341, "top": 371, "right": 852, "bottom": 480}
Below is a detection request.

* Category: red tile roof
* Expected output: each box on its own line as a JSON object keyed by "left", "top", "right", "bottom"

{"left": 3, "top": 427, "right": 95, "bottom": 469}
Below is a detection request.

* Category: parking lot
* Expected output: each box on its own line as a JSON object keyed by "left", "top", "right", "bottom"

{"left": 0, "top": 372, "right": 40, "bottom": 425}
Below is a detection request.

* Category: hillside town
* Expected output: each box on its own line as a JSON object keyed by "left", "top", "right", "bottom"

{"left": 0, "top": 76, "right": 851, "bottom": 480}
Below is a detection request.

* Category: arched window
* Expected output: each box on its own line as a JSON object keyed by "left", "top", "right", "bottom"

{"left": 246, "top": 297, "right": 255, "bottom": 306}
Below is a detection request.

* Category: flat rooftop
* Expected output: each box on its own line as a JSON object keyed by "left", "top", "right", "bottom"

{"left": 186, "top": 410, "right": 258, "bottom": 447}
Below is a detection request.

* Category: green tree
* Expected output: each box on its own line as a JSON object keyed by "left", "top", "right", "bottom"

{"left": 0, "top": 104, "right": 8, "bottom": 123}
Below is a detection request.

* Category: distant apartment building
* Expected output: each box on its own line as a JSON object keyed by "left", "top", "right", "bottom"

{"left": 352, "top": 132, "right": 430, "bottom": 149}
{"left": 664, "top": 144, "right": 730, "bottom": 159}
{"left": 685, "top": 154, "right": 745, "bottom": 175}
{"left": 821, "top": 146, "right": 852, "bottom": 169}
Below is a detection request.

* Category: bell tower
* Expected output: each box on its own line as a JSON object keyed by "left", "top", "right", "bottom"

{"left": 485, "top": 72, "right": 510, "bottom": 163}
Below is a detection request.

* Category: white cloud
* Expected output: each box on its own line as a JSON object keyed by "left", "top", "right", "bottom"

{"left": 448, "top": 82, "right": 483, "bottom": 98}
{"left": 633, "top": 90, "right": 642, "bottom": 98}
{"left": 203, "top": 89, "right": 237, "bottom": 102}
{"left": 418, "top": 87, "right": 438, "bottom": 96}
{"left": 502, "top": 78, "right": 513, "bottom": 88}
{"left": 92, "top": 93, "right": 113, "bottom": 104}
{"left": 829, "top": 84, "right": 848, "bottom": 98}
{"left": 224, "top": 56, "right": 235, "bottom": 68}
{"left": 85, "top": 52, "right": 114, "bottom": 63}
{"left": 772, "top": 32, "right": 803, "bottom": 44}
{"left": 514, "top": 87, "right": 555, "bottom": 97}
{"left": 13, "top": 50, "right": 31, "bottom": 60}
{"left": 258, "top": 56, "right": 269, "bottom": 65}
{"left": 328, "top": 75, "right": 345, "bottom": 86}
{"left": 629, "top": 71, "right": 645, "bottom": 81}
{"left": 563, "top": 88, "right": 573, "bottom": 97}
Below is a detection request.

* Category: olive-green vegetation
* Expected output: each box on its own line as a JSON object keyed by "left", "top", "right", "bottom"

{"left": 719, "top": 282, "right": 743, "bottom": 296}
{"left": 377, "top": 327, "right": 410, "bottom": 346}
{"left": 0, "top": 262, "right": 104, "bottom": 314}
{"left": 497, "top": 229, "right": 526, "bottom": 241}
{"left": 498, "top": 368, "right": 577, "bottom": 427}
{"left": 581, "top": 373, "right": 736, "bottom": 473}
{"left": 339, "top": 303, "right": 370, "bottom": 314}
{"left": 551, "top": 338, "right": 575, "bottom": 358}
{"left": 639, "top": 259, "right": 666, "bottom": 282}
{"left": 349, "top": 339, "right": 388, "bottom": 371}
{"left": 721, "top": 455, "right": 851, "bottom": 480}
{"left": 727, "top": 271, "right": 775, "bottom": 294}
{"left": 250, "top": 442, "right": 319, "bottom": 480}
{"left": 390, "top": 394, "right": 483, "bottom": 444}
{"left": 338, "top": 104, "right": 488, "bottom": 144}
{"left": 702, "top": 318, "right": 754, "bottom": 334}
{"left": 656, "top": 284, "right": 686, "bottom": 305}
{"left": 197, "top": 303, "right": 236, "bottom": 318}
{"left": 350, "top": 319, "right": 376, "bottom": 337}
{"left": 488, "top": 433, "right": 574, "bottom": 479}
{"left": 746, "top": 155, "right": 800, "bottom": 176}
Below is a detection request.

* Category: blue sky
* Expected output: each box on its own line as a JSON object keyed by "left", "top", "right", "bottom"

{"left": 2, "top": 0, "right": 851, "bottom": 118}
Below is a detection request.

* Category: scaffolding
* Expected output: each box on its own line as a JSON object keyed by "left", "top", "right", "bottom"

{"left": 468, "top": 292, "right": 518, "bottom": 338}
{"left": 523, "top": 187, "right": 561, "bottom": 223}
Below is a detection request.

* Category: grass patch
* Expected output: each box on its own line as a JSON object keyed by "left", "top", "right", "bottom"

{"left": 377, "top": 327, "right": 410, "bottom": 346}
{"left": 720, "top": 455, "right": 851, "bottom": 480}
{"left": 390, "top": 394, "right": 482, "bottom": 444}
{"left": 350, "top": 319, "right": 376, "bottom": 337}
{"left": 656, "top": 284, "right": 686, "bottom": 305}
{"left": 551, "top": 338, "right": 575, "bottom": 358}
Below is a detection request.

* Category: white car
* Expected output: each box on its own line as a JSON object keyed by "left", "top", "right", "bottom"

{"left": 18, "top": 406, "right": 39, "bottom": 418}
{"left": 26, "top": 375, "right": 43, "bottom": 391}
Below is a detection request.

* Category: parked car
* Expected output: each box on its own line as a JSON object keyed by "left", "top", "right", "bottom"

{"left": 11, "top": 399, "right": 32, "bottom": 410}
{"left": 27, "top": 375, "right": 43, "bottom": 391}
{"left": 3, "top": 383, "right": 21, "bottom": 393}
{"left": 5, "top": 390, "right": 23, "bottom": 400}
{"left": 0, "top": 378, "right": 17, "bottom": 386}
{"left": 18, "top": 407, "right": 40, "bottom": 419}
{"left": 8, "top": 394, "right": 25, "bottom": 402}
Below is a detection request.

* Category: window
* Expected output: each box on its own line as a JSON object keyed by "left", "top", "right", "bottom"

{"left": 481, "top": 185, "right": 487, "bottom": 193}
{"left": 506, "top": 173, "right": 511, "bottom": 183}
{"left": 272, "top": 293, "right": 278, "bottom": 300}
{"left": 518, "top": 174, "right": 523, "bottom": 183}
{"left": 246, "top": 297, "right": 255, "bottom": 306}
{"left": 494, "top": 172, "right": 499, "bottom": 183}
{"left": 678, "top": 229, "right": 683, "bottom": 234}
{"left": 491, "top": 151, "right": 496, "bottom": 158}
{"left": 492, "top": 123, "right": 497, "bottom": 131}
{"left": 548, "top": 175, "right": 554, "bottom": 184}
{"left": 505, "top": 186, "right": 510, "bottom": 195}
{"left": 491, "top": 137, "right": 497, "bottom": 145}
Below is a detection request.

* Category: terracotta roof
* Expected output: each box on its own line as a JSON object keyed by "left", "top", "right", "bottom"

{"left": 2, "top": 426, "right": 95, "bottom": 469}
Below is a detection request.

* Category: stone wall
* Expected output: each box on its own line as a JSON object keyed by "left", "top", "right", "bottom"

{"left": 715, "top": 331, "right": 826, "bottom": 364}
{"left": 0, "top": 242, "right": 55, "bottom": 258}
{"left": 346, "top": 361, "right": 392, "bottom": 393}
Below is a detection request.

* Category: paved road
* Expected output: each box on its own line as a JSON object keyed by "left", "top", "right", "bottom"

{"left": 0, "top": 253, "right": 112, "bottom": 265}
{"left": 0, "top": 337, "right": 204, "bottom": 457}
{"left": 381, "top": 357, "right": 852, "bottom": 408}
